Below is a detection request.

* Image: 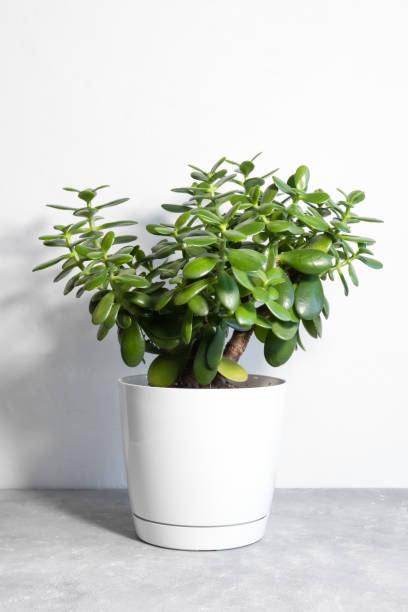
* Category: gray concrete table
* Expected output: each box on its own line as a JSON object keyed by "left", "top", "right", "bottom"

{"left": 0, "top": 490, "right": 407, "bottom": 612}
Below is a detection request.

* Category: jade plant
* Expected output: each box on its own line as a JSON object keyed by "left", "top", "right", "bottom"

{"left": 34, "top": 155, "right": 383, "bottom": 388}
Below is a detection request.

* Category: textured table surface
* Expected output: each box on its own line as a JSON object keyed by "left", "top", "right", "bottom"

{"left": 0, "top": 489, "right": 407, "bottom": 612}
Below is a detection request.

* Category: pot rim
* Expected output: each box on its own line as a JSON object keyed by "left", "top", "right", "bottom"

{"left": 119, "top": 373, "right": 286, "bottom": 390}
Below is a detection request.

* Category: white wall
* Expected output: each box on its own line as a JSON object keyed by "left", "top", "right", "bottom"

{"left": 0, "top": 0, "right": 406, "bottom": 488}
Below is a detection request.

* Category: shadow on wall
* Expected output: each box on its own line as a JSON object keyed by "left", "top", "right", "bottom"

{"left": 0, "top": 221, "right": 150, "bottom": 489}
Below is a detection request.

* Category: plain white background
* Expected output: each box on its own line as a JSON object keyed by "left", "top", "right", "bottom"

{"left": 0, "top": 0, "right": 406, "bottom": 488}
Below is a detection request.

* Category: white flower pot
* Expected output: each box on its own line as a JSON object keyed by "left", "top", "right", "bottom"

{"left": 119, "top": 374, "right": 286, "bottom": 550}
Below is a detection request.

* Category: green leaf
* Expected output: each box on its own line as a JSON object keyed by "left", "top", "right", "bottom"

{"left": 107, "top": 253, "right": 133, "bottom": 264}
{"left": 63, "top": 273, "right": 81, "bottom": 295}
{"left": 188, "top": 294, "right": 209, "bottom": 316}
{"left": 231, "top": 268, "right": 255, "bottom": 291}
{"left": 101, "top": 231, "right": 115, "bottom": 252}
{"left": 161, "top": 203, "right": 192, "bottom": 213}
{"left": 184, "top": 235, "right": 218, "bottom": 246}
{"left": 84, "top": 270, "right": 107, "bottom": 291}
{"left": 181, "top": 309, "right": 193, "bottom": 344}
{"left": 322, "top": 296, "right": 330, "bottom": 319}
{"left": 191, "top": 171, "right": 209, "bottom": 181}
{"left": 348, "top": 190, "right": 365, "bottom": 204}
{"left": 255, "top": 315, "right": 274, "bottom": 329}
{"left": 348, "top": 263, "right": 359, "bottom": 286}
{"left": 299, "top": 191, "right": 329, "bottom": 204}
{"left": 32, "top": 254, "right": 69, "bottom": 271}
{"left": 217, "top": 357, "right": 248, "bottom": 382}
{"left": 146, "top": 224, "right": 174, "bottom": 236}
{"left": 193, "top": 332, "right": 217, "bottom": 385}
{"left": 349, "top": 215, "right": 383, "bottom": 223}
{"left": 174, "top": 279, "right": 209, "bottom": 305}
{"left": 271, "top": 318, "right": 299, "bottom": 341}
{"left": 115, "top": 273, "right": 150, "bottom": 288}
{"left": 46, "top": 204, "right": 77, "bottom": 211}
{"left": 294, "top": 165, "right": 310, "bottom": 191}
{"left": 117, "top": 310, "right": 132, "bottom": 329}
{"left": 92, "top": 291, "right": 115, "bottom": 325}
{"left": 280, "top": 249, "right": 333, "bottom": 275}
{"left": 42, "top": 239, "right": 67, "bottom": 247}
{"left": 216, "top": 271, "right": 240, "bottom": 311}
{"left": 234, "top": 220, "right": 265, "bottom": 236}
{"left": 154, "top": 289, "right": 175, "bottom": 311}
{"left": 207, "top": 326, "right": 225, "bottom": 369}
{"left": 148, "top": 354, "right": 183, "bottom": 387}
{"left": 113, "top": 235, "right": 138, "bottom": 244}
{"left": 273, "top": 176, "right": 295, "bottom": 195}
{"left": 120, "top": 322, "right": 145, "bottom": 367}
{"left": 78, "top": 189, "right": 96, "bottom": 203}
{"left": 275, "top": 272, "right": 294, "bottom": 309}
{"left": 254, "top": 325, "right": 269, "bottom": 342}
{"left": 307, "top": 234, "right": 332, "bottom": 252}
{"left": 357, "top": 256, "right": 383, "bottom": 270}
{"left": 194, "top": 209, "right": 221, "bottom": 225}
{"left": 264, "top": 332, "right": 297, "bottom": 366}
{"left": 252, "top": 287, "right": 270, "bottom": 303}
{"left": 239, "top": 161, "right": 255, "bottom": 177}
{"left": 210, "top": 157, "right": 226, "bottom": 174}
{"left": 98, "top": 220, "right": 138, "bottom": 229}
{"left": 224, "top": 230, "right": 246, "bottom": 242}
{"left": 235, "top": 301, "right": 257, "bottom": 326}
{"left": 266, "top": 300, "right": 296, "bottom": 322}
{"left": 295, "top": 275, "right": 324, "bottom": 320}
{"left": 303, "top": 318, "right": 318, "bottom": 338}
{"left": 267, "top": 220, "right": 304, "bottom": 235}
{"left": 183, "top": 256, "right": 217, "bottom": 279}
{"left": 96, "top": 198, "right": 129, "bottom": 210}
{"left": 261, "top": 184, "right": 279, "bottom": 204}
{"left": 302, "top": 215, "right": 329, "bottom": 232}
{"left": 340, "top": 234, "right": 376, "bottom": 245}
{"left": 338, "top": 269, "right": 349, "bottom": 296}
{"left": 226, "top": 248, "right": 266, "bottom": 272}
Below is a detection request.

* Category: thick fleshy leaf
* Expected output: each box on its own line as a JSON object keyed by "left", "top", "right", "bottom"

{"left": 183, "top": 256, "right": 217, "bottom": 279}
{"left": 32, "top": 254, "right": 69, "bottom": 271}
{"left": 348, "top": 263, "right": 359, "bottom": 286}
{"left": 266, "top": 300, "right": 295, "bottom": 322}
{"left": 148, "top": 354, "right": 183, "bottom": 387}
{"left": 217, "top": 357, "right": 248, "bottom": 382}
{"left": 224, "top": 230, "right": 246, "bottom": 242}
{"left": 307, "top": 234, "right": 332, "bottom": 252}
{"left": 193, "top": 332, "right": 217, "bottom": 385}
{"left": 358, "top": 256, "right": 383, "bottom": 269}
{"left": 299, "top": 215, "right": 329, "bottom": 231}
{"left": 92, "top": 291, "right": 115, "bottom": 325}
{"left": 184, "top": 235, "right": 218, "bottom": 246}
{"left": 181, "top": 309, "right": 193, "bottom": 344}
{"left": 226, "top": 248, "right": 266, "bottom": 271}
{"left": 280, "top": 249, "right": 333, "bottom": 275}
{"left": 267, "top": 220, "right": 303, "bottom": 235}
{"left": 295, "top": 275, "right": 324, "bottom": 320}
{"left": 294, "top": 165, "right": 310, "bottom": 191}
{"left": 115, "top": 273, "right": 150, "bottom": 288}
{"left": 194, "top": 209, "right": 222, "bottom": 225}
{"left": 206, "top": 326, "right": 225, "bottom": 369}
{"left": 261, "top": 184, "right": 279, "bottom": 203}
{"left": 264, "top": 332, "right": 297, "bottom": 366}
{"left": 174, "top": 279, "right": 209, "bottom": 305}
{"left": 340, "top": 234, "right": 376, "bottom": 245}
{"left": 252, "top": 287, "right": 270, "bottom": 303}
{"left": 234, "top": 220, "right": 265, "bottom": 236}
{"left": 299, "top": 191, "right": 329, "bottom": 204}
{"left": 235, "top": 301, "right": 257, "bottom": 326}
{"left": 273, "top": 176, "right": 295, "bottom": 195}
{"left": 231, "top": 267, "right": 255, "bottom": 290}
{"left": 188, "top": 294, "right": 209, "bottom": 316}
{"left": 275, "top": 272, "right": 294, "bottom": 309}
{"left": 216, "top": 271, "right": 240, "bottom": 311}
{"left": 146, "top": 224, "right": 174, "bottom": 236}
{"left": 271, "top": 318, "right": 299, "bottom": 341}
{"left": 120, "top": 322, "right": 145, "bottom": 366}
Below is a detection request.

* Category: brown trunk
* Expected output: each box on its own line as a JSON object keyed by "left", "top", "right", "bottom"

{"left": 175, "top": 327, "right": 254, "bottom": 389}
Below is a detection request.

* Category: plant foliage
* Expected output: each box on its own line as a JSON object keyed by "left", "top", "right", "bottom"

{"left": 34, "top": 156, "right": 383, "bottom": 387}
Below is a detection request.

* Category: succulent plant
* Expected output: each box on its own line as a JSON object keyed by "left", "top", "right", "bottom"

{"left": 34, "top": 155, "right": 383, "bottom": 387}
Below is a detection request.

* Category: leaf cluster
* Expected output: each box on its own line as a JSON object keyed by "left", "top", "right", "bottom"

{"left": 34, "top": 157, "right": 383, "bottom": 386}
